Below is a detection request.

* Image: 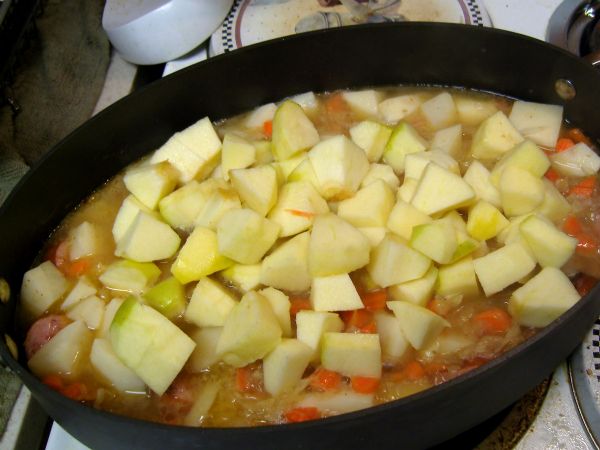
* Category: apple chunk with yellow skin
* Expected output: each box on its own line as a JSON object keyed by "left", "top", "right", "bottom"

{"left": 217, "top": 208, "right": 280, "bottom": 265}
{"left": 410, "top": 220, "right": 457, "bottom": 265}
{"left": 386, "top": 200, "right": 432, "bottom": 240}
{"left": 230, "top": 165, "right": 278, "bottom": 216}
{"left": 499, "top": 166, "right": 545, "bottom": 217}
{"left": 509, "top": 267, "right": 580, "bottom": 327}
{"left": 296, "top": 310, "right": 344, "bottom": 361}
{"left": 268, "top": 181, "right": 328, "bottom": 237}
{"left": 349, "top": 120, "right": 392, "bottom": 162}
{"left": 171, "top": 227, "right": 233, "bottom": 284}
{"left": 308, "top": 213, "right": 370, "bottom": 277}
{"left": 310, "top": 273, "right": 364, "bottom": 312}
{"left": 466, "top": 200, "right": 509, "bottom": 241}
{"left": 470, "top": 111, "right": 524, "bottom": 160}
{"left": 308, "top": 135, "right": 370, "bottom": 201}
{"left": 411, "top": 163, "right": 475, "bottom": 216}
{"left": 388, "top": 266, "right": 438, "bottom": 307}
{"left": 321, "top": 332, "right": 382, "bottom": 378}
{"left": 382, "top": 122, "right": 428, "bottom": 174}
{"left": 221, "top": 133, "right": 256, "bottom": 181}
{"left": 337, "top": 179, "right": 395, "bottom": 228}
{"left": 123, "top": 161, "right": 178, "bottom": 210}
{"left": 272, "top": 100, "right": 319, "bottom": 161}
{"left": 216, "top": 291, "right": 282, "bottom": 367}
{"left": 387, "top": 301, "right": 449, "bottom": 350}
{"left": 143, "top": 276, "right": 186, "bottom": 319}
{"left": 261, "top": 231, "right": 311, "bottom": 292}
{"left": 185, "top": 277, "right": 238, "bottom": 327}
{"left": 519, "top": 214, "right": 577, "bottom": 268}
{"left": 367, "top": 234, "right": 431, "bottom": 287}
{"left": 263, "top": 339, "right": 313, "bottom": 396}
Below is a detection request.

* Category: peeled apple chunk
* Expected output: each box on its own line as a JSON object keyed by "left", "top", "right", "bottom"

{"left": 110, "top": 297, "right": 196, "bottom": 395}
{"left": 403, "top": 150, "right": 460, "bottom": 179}
{"left": 550, "top": 142, "right": 600, "bottom": 177}
{"left": 509, "top": 267, "right": 580, "bottom": 327}
{"left": 263, "top": 339, "right": 313, "bottom": 396}
{"left": 519, "top": 214, "right": 577, "bottom": 268}
{"left": 361, "top": 163, "right": 400, "bottom": 190}
{"left": 185, "top": 277, "right": 238, "bottom": 327}
{"left": 466, "top": 200, "right": 509, "bottom": 241}
{"left": 498, "top": 166, "right": 545, "bottom": 217}
{"left": 470, "top": 111, "right": 524, "bottom": 160}
{"left": 411, "top": 163, "right": 475, "bottom": 216}
{"left": 349, "top": 120, "right": 392, "bottom": 162}
{"left": 430, "top": 124, "right": 462, "bottom": 156}
{"left": 193, "top": 181, "right": 242, "bottom": 230}
{"left": 61, "top": 277, "right": 97, "bottom": 310}
{"left": 230, "top": 165, "right": 278, "bottom": 216}
{"left": 171, "top": 227, "right": 233, "bottom": 284}
{"left": 388, "top": 266, "right": 438, "bottom": 307}
{"left": 21, "top": 261, "right": 69, "bottom": 319}
{"left": 378, "top": 94, "right": 421, "bottom": 124}
{"left": 99, "top": 260, "right": 160, "bottom": 293}
{"left": 321, "top": 332, "right": 382, "bottom": 378}
{"left": 115, "top": 211, "right": 181, "bottom": 262}
{"left": 69, "top": 221, "right": 98, "bottom": 261}
{"left": 295, "top": 310, "right": 344, "bottom": 360}
{"left": 188, "top": 327, "right": 222, "bottom": 372}
{"left": 473, "top": 243, "right": 536, "bottom": 297}
{"left": 436, "top": 256, "right": 479, "bottom": 298}
{"left": 387, "top": 301, "right": 449, "bottom": 350}
{"left": 337, "top": 179, "right": 395, "bottom": 228}
{"left": 419, "top": 92, "right": 458, "bottom": 130}
{"left": 66, "top": 295, "right": 104, "bottom": 330}
{"left": 90, "top": 338, "right": 145, "bottom": 393}
{"left": 158, "top": 180, "right": 214, "bottom": 231}
{"left": 217, "top": 208, "right": 280, "bottom": 264}
{"left": 259, "top": 287, "right": 293, "bottom": 337}
{"left": 536, "top": 179, "right": 571, "bottom": 223}
{"left": 489, "top": 140, "right": 550, "bottom": 187}
{"left": 123, "top": 161, "right": 178, "bottom": 210}
{"left": 260, "top": 231, "right": 312, "bottom": 292}
{"left": 341, "top": 89, "right": 382, "bottom": 117}
{"left": 221, "top": 264, "right": 262, "bottom": 293}
{"left": 28, "top": 320, "right": 93, "bottom": 379}
{"left": 308, "top": 213, "right": 371, "bottom": 277}
{"left": 308, "top": 135, "right": 370, "bottom": 201}
{"left": 271, "top": 100, "right": 320, "bottom": 161}
{"left": 374, "top": 311, "right": 410, "bottom": 364}
{"left": 454, "top": 94, "right": 498, "bottom": 126}
{"left": 216, "top": 291, "right": 282, "bottom": 368}
{"left": 410, "top": 220, "right": 458, "bottom": 265}
{"left": 367, "top": 234, "right": 431, "bottom": 287}
{"left": 463, "top": 160, "right": 502, "bottom": 208}
{"left": 508, "top": 100, "right": 563, "bottom": 148}
{"left": 113, "top": 195, "right": 156, "bottom": 242}
{"left": 386, "top": 200, "right": 432, "bottom": 240}
{"left": 221, "top": 134, "right": 256, "bottom": 180}
{"left": 383, "top": 122, "right": 428, "bottom": 173}
{"left": 310, "top": 273, "right": 364, "bottom": 312}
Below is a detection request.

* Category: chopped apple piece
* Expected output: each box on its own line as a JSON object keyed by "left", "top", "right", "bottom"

{"left": 291, "top": 91, "right": 319, "bottom": 113}
{"left": 216, "top": 291, "right": 282, "bottom": 367}
{"left": 311, "top": 273, "right": 364, "bottom": 312}
{"left": 470, "top": 111, "right": 524, "bottom": 160}
{"left": 473, "top": 243, "right": 536, "bottom": 296}
{"left": 411, "top": 164, "right": 475, "bottom": 215}
{"left": 550, "top": 142, "right": 600, "bottom": 177}
{"left": 383, "top": 122, "right": 428, "bottom": 173}
{"left": 410, "top": 220, "right": 457, "bottom": 265}
{"left": 287, "top": 158, "right": 321, "bottom": 192}
{"left": 463, "top": 160, "right": 502, "bottom": 208}
{"left": 361, "top": 163, "right": 400, "bottom": 190}
{"left": 217, "top": 208, "right": 280, "bottom": 264}
{"left": 397, "top": 177, "right": 419, "bottom": 203}
{"left": 272, "top": 153, "right": 307, "bottom": 181}
{"left": 451, "top": 231, "right": 481, "bottom": 262}
{"left": 171, "top": 227, "right": 233, "bottom": 284}
{"left": 188, "top": 327, "right": 222, "bottom": 372}
{"left": 99, "top": 259, "right": 160, "bottom": 293}
{"left": 115, "top": 211, "right": 180, "bottom": 262}
{"left": 143, "top": 277, "right": 186, "bottom": 319}
{"left": 296, "top": 310, "right": 344, "bottom": 361}
{"left": 159, "top": 180, "right": 214, "bottom": 231}
{"left": 272, "top": 100, "right": 319, "bottom": 161}
{"left": 230, "top": 165, "right": 278, "bottom": 216}
{"left": 98, "top": 298, "right": 124, "bottom": 338}
{"left": 430, "top": 124, "right": 462, "bottom": 156}
{"left": 404, "top": 150, "right": 460, "bottom": 179}
{"left": 508, "top": 101, "right": 563, "bottom": 148}
{"left": 113, "top": 195, "right": 157, "bottom": 242}
{"left": 367, "top": 234, "right": 431, "bottom": 287}
{"left": 221, "top": 264, "right": 262, "bottom": 293}
{"left": 349, "top": 120, "right": 392, "bottom": 162}
{"left": 69, "top": 221, "right": 98, "bottom": 261}
{"left": 496, "top": 214, "right": 533, "bottom": 245}
{"left": 21, "top": 261, "right": 69, "bottom": 318}
{"left": 185, "top": 277, "right": 238, "bottom": 327}
{"left": 263, "top": 339, "right": 313, "bottom": 396}
{"left": 244, "top": 103, "right": 277, "bottom": 129}
{"left": 436, "top": 256, "right": 479, "bottom": 298}
{"left": 297, "top": 391, "right": 375, "bottom": 414}
{"left": 61, "top": 277, "right": 97, "bottom": 310}
{"left": 387, "top": 301, "right": 449, "bottom": 350}
{"left": 342, "top": 90, "right": 383, "bottom": 117}
{"left": 337, "top": 180, "right": 395, "bottom": 228}
{"left": 66, "top": 295, "right": 105, "bottom": 330}
{"left": 358, "top": 227, "right": 387, "bottom": 247}
{"left": 499, "top": 166, "right": 545, "bottom": 217}
{"left": 90, "top": 338, "right": 145, "bottom": 392}
{"left": 259, "top": 287, "right": 292, "bottom": 337}
{"left": 489, "top": 140, "right": 550, "bottom": 187}
{"left": 193, "top": 181, "right": 241, "bottom": 230}
{"left": 378, "top": 94, "right": 421, "bottom": 124}
{"left": 123, "top": 162, "right": 178, "bottom": 210}
{"left": 509, "top": 267, "right": 580, "bottom": 327}
{"left": 253, "top": 140, "right": 274, "bottom": 165}
{"left": 519, "top": 214, "right": 577, "bottom": 268}
{"left": 535, "top": 179, "right": 571, "bottom": 223}
{"left": 454, "top": 94, "right": 498, "bottom": 126}
{"left": 308, "top": 135, "right": 369, "bottom": 201}
{"left": 221, "top": 134, "right": 256, "bottom": 181}
{"left": 420, "top": 92, "right": 458, "bottom": 130}
{"left": 388, "top": 266, "right": 438, "bottom": 307}
{"left": 321, "top": 332, "right": 381, "bottom": 378}
{"left": 261, "top": 231, "right": 311, "bottom": 292}
{"left": 466, "top": 200, "right": 509, "bottom": 241}
{"left": 308, "top": 213, "right": 370, "bottom": 277}
{"left": 374, "top": 311, "right": 410, "bottom": 364}
{"left": 387, "top": 200, "right": 432, "bottom": 240}
{"left": 176, "top": 117, "right": 222, "bottom": 162}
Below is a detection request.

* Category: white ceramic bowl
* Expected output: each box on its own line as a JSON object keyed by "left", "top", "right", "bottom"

{"left": 102, "top": 0, "right": 234, "bottom": 65}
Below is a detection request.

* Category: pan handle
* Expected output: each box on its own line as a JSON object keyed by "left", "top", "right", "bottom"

{"left": 584, "top": 50, "right": 600, "bottom": 67}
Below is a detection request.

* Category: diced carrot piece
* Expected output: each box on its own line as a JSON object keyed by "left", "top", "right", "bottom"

{"left": 262, "top": 120, "right": 273, "bottom": 138}
{"left": 350, "top": 376, "right": 380, "bottom": 394}
{"left": 61, "top": 382, "right": 95, "bottom": 402}
{"left": 568, "top": 176, "right": 596, "bottom": 197}
{"left": 472, "top": 308, "right": 512, "bottom": 335}
{"left": 284, "top": 407, "right": 321, "bottom": 423}
{"left": 404, "top": 361, "right": 426, "bottom": 381}
{"left": 423, "top": 362, "right": 448, "bottom": 376}
{"left": 235, "top": 366, "right": 253, "bottom": 393}
{"left": 556, "top": 138, "right": 575, "bottom": 152}
{"left": 575, "top": 275, "right": 598, "bottom": 296}
{"left": 563, "top": 215, "right": 582, "bottom": 236}
{"left": 360, "top": 289, "right": 387, "bottom": 312}
{"left": 310, "top": 368, "right": 342, "bottom": 391}
{"left": 340, "top": 309, "right": 376, "bottom": 333}
{"left": 290, "top": 297, "right": 312, "bottom": 317}
{"left": 544, "top": 168, "right": 560, "bottom": 182}
{"left": 325, "top": 93, "right": 348, "bottom": 113}
{"left": 64, "top": 258, "right": 92, "bottom": 278}
{"left": 285, "top": 209, "right": 316, "bottom": 219}
{"left": 567, "top": 128, "right": 592, "bottom": 145}
{"left": 42, "top": 374, "right": 64, "bottom": 391}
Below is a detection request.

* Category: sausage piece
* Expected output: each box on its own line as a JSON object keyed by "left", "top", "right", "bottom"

{"left": 24, "top": 314, "right": 70, "bottom": 359}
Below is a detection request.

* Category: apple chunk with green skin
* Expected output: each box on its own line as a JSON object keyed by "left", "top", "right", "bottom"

{"left": 99, "top": 260, "right": 160, "bottom": 294}
{"left": 411, "top": 163, "right": 475, "bottom": 216}
{"left": 110, "top": 297, "right": 196, "bottom": 395}
{"left": 499, "top": 166, "right": 545, "bottom": 217}
{"left": 388, "top": 266, "right": 438, "bottom": 307}
{"left": 115, "top": 211, "right": 181, "bottom": 262}
{"left": 473, "top": 243, "right": 536, "bottom": 297}
{"left": 217, "top": 208, "right": 280, "bottom": 264}
{"left": 123, "top": 161, "right": 178, "bottom": 210}
{"left": 349, "top": 120, "right": 392, "bottom": 162}
{"left": 216, "top": 291, "right": 282, "bottom": 367}
{"left": 509, "top": 267, "right": 580, "bottom": 327}
{"left": 337, "top": 180, "right": 395, "bottom": 228}
{"left": 367, "top": 234, "right": 431, "bottom": 287}
{"left": 311, "top": 273, "right": 364, "bottom": 312}
{"left": 21, "top": 261, "right": 69, "bottom": 319}
{"left": 466, "top": 200, "right": 509, "bottom": 241}
{"left": 272, "top": 100, "right": 319, "bottom": 161}
{"left": 296, "top": 310, "right": 343, "bottom": 361}
{"left": 410, "top": 220, "right": 457, "bottom": 265}
{"left": 383, "top": 122, "right": 428, "bottom": 173}
{"left": 263, "top": 338, "right": 313, "bottom": 396}
{"left": 143, "top": 277, "right": 186, "bottom": 319}
{"left": 185, "top": 277, "right": 238, "bottom": 327}
{"left": 230, "top": 165, "right": 278, "bottom": 216}
{"left": 386, "top": 200, "right": 432, "bottom": 240}
{"left": 470, "top": 111, "right": 524, "bottom": 160}
{"left": 261, "top": 231, "right": 311, "bottom": 292}
{"left": 519, "top": 214, "right": 577, "bottom": 268}
{"left": 308, "top": 135, "right": 370, "bottom": 201}
{"left": 321, "top": 332, "right": 382, "bottom": 378}
{"left": 387, "top": 301, "right": 449, "bottom": 350}
{"left": 308, "top": 213, "right": 371, "bottom": 277}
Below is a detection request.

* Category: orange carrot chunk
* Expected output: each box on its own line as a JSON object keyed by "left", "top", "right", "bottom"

{"left": 544, "top": 168, "right": 560, "bottom": 182}
{"left": 290, "top": 297, "right": 312, "bottom": 317}
{"left": 64, "top": 258, "right": 92, "bottom": 278}
{"left": 404, "top": 361, "right": 426, "bottom": 381}
{"left": 350, "top": 376, "right": 380, "bottom": 394}
{"left": 262, "top": 120, "right": 273, "bottom": 138}
{"left": 325, "top": 93, "right": 348, "bottom": 113}
{"left": 473, "top": 308, "right": 512, "bottom": 335}
{"left": 340, "top": 309, "right": 376, "bottom": 334}
{"left": 42, "top": 374, "right": 64, "bottom": 391}
{"left": 361, "top": 289, "right": 387, "bottom": 312}
{"left": 285, "top": 209, "right": 316, "bottom": 219}
{"left": 575, "top": 275, "right": 598, "bottom": 296}
{"left": 556, "top": 137, "right": 575, "bottom": 152}
{"left": 563, "top": 215, "right": 583, "bottom": 235}
{"left": 568, "top": 176, "right": 596, "bottom": 197}
{"left": 567, "top": 128, "right": 592, "bottom": 145}
{"left": 284, "top": 407, "right": 321, "bottom": 423}
{"left": 310, "top": 368, "right": 342, "bottom": 391}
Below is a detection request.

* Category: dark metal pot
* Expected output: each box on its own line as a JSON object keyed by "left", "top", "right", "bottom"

{"left": 1, "top": 23, "right": 600, "bottom": 450}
